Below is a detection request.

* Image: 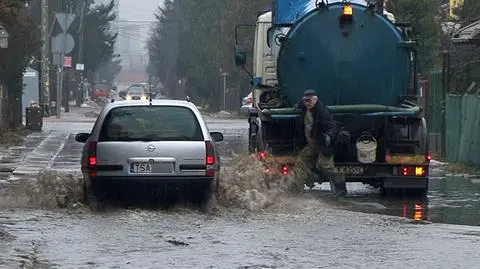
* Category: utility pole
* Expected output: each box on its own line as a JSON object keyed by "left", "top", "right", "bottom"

{"left": 76, "top": 0, "right": 87, "bottom": 106}
{"left": 40, "top": 0, "right": 50, "bottom": 115}
{"left": 221, "top": 72, "right": 228, "bottom": 110}
{"left": 63, "top": 1, "right": 74, "bottom": 113}
{"left": 56, "top": 0, "right": 67, "bottom": 117}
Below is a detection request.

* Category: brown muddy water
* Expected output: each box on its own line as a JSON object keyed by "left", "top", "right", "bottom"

{"left": 0, "top": 117, "right": 479, "bottom": 268}
{"left": 0, "top": 156, "right": 480, "bottom": 268}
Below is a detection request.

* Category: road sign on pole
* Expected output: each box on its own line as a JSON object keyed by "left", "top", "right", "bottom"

{"left": 55, "top": 13, "right": 76, "bottom": 32}
{"left": 64, "top": 56, "right": 72, "bottom": 67}
{"left": 51, "top": 33, "right": 75, "bottom": 54}
{"left": 76, "top": 63, "right": 84, "bottom": 71}
{"left": 53, "top": 13, "right": 76, "bottom": 118}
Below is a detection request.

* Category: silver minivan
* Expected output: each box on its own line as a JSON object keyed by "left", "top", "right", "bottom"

{"left": 75, "top": 99, "right": 223, "bottom": 208}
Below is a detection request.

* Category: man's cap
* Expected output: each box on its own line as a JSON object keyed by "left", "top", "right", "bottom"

{"left": 303, "top": 89, "right": 316, "bottom": 99}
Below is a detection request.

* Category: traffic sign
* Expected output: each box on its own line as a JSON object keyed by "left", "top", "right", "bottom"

{"left": 55, "top": 13, "right": 76, "bottom": 32}
{"left": 76, "top": 63, "right": 84, "bottom": 71}
{"left": 51, "top": 33, "right": 75, "bottom": 54}
{"left": 64, "top": 56, "right": 72, "bottom": 67}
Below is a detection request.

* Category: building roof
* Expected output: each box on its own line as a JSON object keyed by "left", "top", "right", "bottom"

{"left": 452, "top": 20, "right": 480, "bottom": 44}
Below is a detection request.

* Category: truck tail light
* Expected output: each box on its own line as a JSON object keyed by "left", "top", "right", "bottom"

{"left": 281, "top": 165, "right": 289, "bottom": 175}
{"left": 343, "top": 5, "right": 353, "bottom": 16}
{"left": 399, "top": 166, "right": 426, "bottom": 176}
{"left": 206, "top": 141, "right": 215, "bottom": 176}
{"left": 258, "top": 151, "right": 267, "bottom": 160}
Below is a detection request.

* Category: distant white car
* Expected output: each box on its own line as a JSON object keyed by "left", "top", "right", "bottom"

{"left": 240, "top": 92, "right": 253, "bottom": 115}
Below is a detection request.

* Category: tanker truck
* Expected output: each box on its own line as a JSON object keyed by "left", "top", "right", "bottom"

{"left": 234, "top": 0, "right": 431, "bottom": 196}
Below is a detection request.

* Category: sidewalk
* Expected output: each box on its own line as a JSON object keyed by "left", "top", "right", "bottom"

{"left": 43, "top": 103, "right": 101, "bottom": 123}
{"left": 0, "top": 131, "right": 50, "bottom": 184}
{"left": 1, "top": 102, "right": 99, "bottom": 184}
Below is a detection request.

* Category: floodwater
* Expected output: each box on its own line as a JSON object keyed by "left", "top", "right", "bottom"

{"left": 313, "top": 164, "right": 480, "bottom": 227}
{"left": 0, "top": 114, "right": 479, "bottom": 268}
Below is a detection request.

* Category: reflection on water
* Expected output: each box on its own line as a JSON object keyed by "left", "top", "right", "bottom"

{"left": 401, "top": 201, "right": 428, "bottom": 222}
{"left": 332, "top": 176, "right": 480, "bottom": 226}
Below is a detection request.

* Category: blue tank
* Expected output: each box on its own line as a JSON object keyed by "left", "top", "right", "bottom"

{"left": 275, "top": 1, "right": 412, "bottom": 106}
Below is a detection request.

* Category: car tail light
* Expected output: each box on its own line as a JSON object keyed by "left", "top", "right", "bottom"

{"left": 426, "top": 153, "right": 432, "bottom": 161}
{"left": 206, "top": 141, "right": 215, "bottom": 176}
{"left": 87, "top": 142, "right": 97, "bottom": 177}
{"left": 88, "top": 142, "right": 97, "bottom": 166}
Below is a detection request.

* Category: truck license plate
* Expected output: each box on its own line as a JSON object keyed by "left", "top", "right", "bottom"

{"left": 338, "top": 166, "right": 364, "bottom": 175}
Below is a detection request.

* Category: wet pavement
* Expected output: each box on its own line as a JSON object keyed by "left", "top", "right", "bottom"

{"left": 0, "top": 106, "right": 479, "bottom": 268}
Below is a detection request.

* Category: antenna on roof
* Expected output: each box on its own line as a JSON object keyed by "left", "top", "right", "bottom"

{"left": 185, "top": 95, "right": 191, "bottom": 102}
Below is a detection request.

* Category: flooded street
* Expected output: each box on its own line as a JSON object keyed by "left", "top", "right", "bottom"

{"left": 0, "top": 110, "right": 479, "bottom": 268}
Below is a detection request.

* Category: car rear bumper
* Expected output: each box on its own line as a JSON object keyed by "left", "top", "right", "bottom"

{"left": 86, "top": 176, "right": 216, "bottom": 196}
{"left": 87, "top": 175, "right": 215, "bottom": 184}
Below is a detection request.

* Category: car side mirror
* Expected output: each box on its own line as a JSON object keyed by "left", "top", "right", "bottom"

{"left": 210, "top": 132, "right": 224, "bottom": 142}
{"left": 234, "top": 45, "right": 247, "bottom": 67}
{"left": 75, "top": 133, "right": 90, "bottom": 143}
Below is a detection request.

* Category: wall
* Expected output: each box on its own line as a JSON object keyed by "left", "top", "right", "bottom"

{"left": 446, "top": 93, "right": 480, "bottom": 167}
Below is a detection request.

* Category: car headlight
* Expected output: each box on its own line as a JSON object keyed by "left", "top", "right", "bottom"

{"left": 126, "top": 95, "right": 131, "bottom": 100}
{"left": 141, "top": 95, "right": 147, "bottom": 101}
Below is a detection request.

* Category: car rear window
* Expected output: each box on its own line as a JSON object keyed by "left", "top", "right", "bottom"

{"left": 99, "top": 106, "right": 204, "bottom": 141}
{"left": 94, "top": 84, "right": 107, "bottom": 90}
{"left": 128, "top": 87, "right": 143, "bottom": 94}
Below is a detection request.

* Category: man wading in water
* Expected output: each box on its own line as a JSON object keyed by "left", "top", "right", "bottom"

{"left": 294, "top": 89, "right": 347, "bottom": 195}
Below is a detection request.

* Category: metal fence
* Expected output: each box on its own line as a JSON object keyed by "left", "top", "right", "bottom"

{"left": 445, "top": 94, "right": 480, "bottom": 167}
{"left": 425, "top": 69, "right": 445, "bottom": 154}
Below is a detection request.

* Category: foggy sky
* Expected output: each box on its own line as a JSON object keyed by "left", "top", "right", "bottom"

{"left": 117, "top": 0, "right": 163, "bottom": 21}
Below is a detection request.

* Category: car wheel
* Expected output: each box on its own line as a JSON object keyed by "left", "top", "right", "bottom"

{"left": 192, "top": 181, "right": 213, "bottom": 211}
{"left": 83, "top": 180, "right": 106, "bottom": 212}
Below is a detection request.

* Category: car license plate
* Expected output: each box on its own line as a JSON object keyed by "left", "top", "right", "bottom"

{"left": 338, "top": 166, "right": 364, "bottom": 175}
{"left": 131, "top": 163, "right": 152, "bottom": 173}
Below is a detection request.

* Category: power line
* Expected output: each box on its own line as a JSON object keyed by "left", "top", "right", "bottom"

{"left": 117, "top": 20, "right": 156, "bottom": 23}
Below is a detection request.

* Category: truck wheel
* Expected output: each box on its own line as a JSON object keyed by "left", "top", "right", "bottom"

{"left": 248, "top": 122, "right": 257, "bottom": 154}
{"left": 329, "top": 175, "right": 347, "bottom": 196}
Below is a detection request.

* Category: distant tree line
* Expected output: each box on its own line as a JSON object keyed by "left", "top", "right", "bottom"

{"left": 147, "top": 0, "right": 270, "bottom": 109}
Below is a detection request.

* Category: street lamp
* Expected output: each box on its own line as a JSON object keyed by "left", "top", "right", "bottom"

{"left": 0, "top": 25, "right": 8, "bottom": 49}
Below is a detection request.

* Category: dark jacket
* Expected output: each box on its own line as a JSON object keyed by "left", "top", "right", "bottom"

{"left": 297, "top": 99, "right": 338, "bottom": 156}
